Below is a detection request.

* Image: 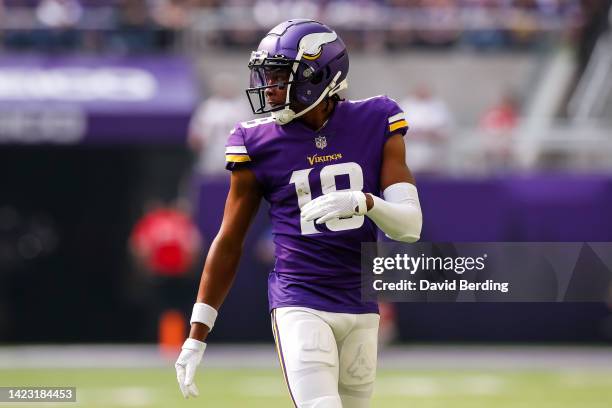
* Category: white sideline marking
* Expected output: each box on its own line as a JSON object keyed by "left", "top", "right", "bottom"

{"left": 461, "top": 375, "right": 505, "bottom": 395}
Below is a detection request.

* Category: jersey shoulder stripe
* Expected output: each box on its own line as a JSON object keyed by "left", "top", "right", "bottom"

{"left": 389, "top": 119, "right": 408, "bottom": 132}
{"left": 226, "top": 145, "right": 248, "bottom": 154}
{"left": 226, "top": 154, "right": 251, "bottom": 163}
{"left": 225, "top": 143, "right": 251, "bottom": 163}
{"left": 388, "top": 112, "right": 405, "bottom": 123}
{"left": 225, "top": 126, "right": 252, "bottom": 168}
{"left": 380, "top": 96, "right": 408, "bottom": 136}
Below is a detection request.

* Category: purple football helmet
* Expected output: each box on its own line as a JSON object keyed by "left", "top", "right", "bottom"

{"left": 246, "top": 19, "right": 349, "bottom": 125}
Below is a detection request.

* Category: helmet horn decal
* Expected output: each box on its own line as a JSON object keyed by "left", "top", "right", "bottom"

{"left": 299, "top": 32, "right": 338, "bottom": 60}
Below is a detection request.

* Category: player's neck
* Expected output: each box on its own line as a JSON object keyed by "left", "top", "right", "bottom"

{"left": 299, "top": 99, "right": 336, "bottom": 132}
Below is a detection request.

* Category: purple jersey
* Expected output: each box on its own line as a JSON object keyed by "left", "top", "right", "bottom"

{"left": 225, "top": 96, "right": 408, "bottom": 314}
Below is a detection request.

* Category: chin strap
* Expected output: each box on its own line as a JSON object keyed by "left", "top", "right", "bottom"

{"left": 272, "top": 72, "right": 346, "bottom": 125}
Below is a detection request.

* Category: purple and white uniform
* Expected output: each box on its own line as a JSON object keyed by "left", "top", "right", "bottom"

{"left": 225, "top": 96, "right": 408, "bottom": 314}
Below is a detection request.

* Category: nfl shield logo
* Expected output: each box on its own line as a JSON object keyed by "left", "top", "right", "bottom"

{"left": 315, "top": 135, "right": 327, "bottom": 149}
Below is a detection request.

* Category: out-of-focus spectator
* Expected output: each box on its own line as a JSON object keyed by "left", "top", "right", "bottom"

{"left": 323, "top": 0, "right": 386, "bottom": 50}
{"left": 460, "top": 0, "right": 509, "bottom": 50}
{"left": 150, "top": 0, "right": 192, "bottom": 48}
{"left": 254, "top": 0, "right": 320, "bottom": 28}
{"left": 33, "top": 0, "right": 83, "bottom": 51}
{"left": 508, "top": 0, "right": 541, "bottom": 47}
{"left": 413, "top": 0, "right": 461, "bottom": 47}
{"left": 479, "top": 92, "right": 519, "bottom": 132}
{"left": 151, "top": 0, "right": 191, "bottom": 29}
{"left": 385, "top": 0, "right": 418, "bottom": 48}
{"left": 479, "top": 92, "right": 520, "bottom": 168}
{"left": 188, "top": 73, "right": 252, "bottom": 176}
{"left": 36, "top": 0, "right": 82, "bottom": 27}
{"left": 111, "top": 0, "right": 156, "bottom": 53}
{"left": 400, "top": 84, "right": 453, "bottom": 173}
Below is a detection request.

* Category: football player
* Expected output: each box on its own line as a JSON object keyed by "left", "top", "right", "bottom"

{"left": 175, "top": 19, "right": 422, "bottom": 407}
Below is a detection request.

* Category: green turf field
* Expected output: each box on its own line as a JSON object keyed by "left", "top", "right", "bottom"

{"left": 1, "top": 368, "right": 612, "bottom": 407}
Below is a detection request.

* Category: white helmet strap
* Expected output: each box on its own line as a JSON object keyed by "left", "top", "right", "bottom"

{"left": 273, "top": 71, "right": 345, "bottom": 125}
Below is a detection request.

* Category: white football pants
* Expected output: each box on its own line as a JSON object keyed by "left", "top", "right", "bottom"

{"left": 271, "top": 307, "right": 380, "bottom": 408}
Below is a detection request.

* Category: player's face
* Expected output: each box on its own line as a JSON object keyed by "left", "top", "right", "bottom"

{"left": 264, "top": 68, "right": 290, "bottom": 108}
{"left": 247, "top": 65, "right": 304, "bottom": 115}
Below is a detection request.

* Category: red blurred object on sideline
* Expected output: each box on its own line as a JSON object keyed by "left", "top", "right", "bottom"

{"left": 479, "top": 94, "right": 519, "bottom": 132}
{"left": 130, "top": 207, "right": 202, "bottom": 276}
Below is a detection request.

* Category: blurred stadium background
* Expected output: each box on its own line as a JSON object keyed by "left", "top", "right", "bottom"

{"left": 1, "top": 0, "right": 612, "bottom": 407}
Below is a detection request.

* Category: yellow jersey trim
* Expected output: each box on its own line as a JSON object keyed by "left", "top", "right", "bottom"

{"left": 389, "top": 119, "right": 408, "bottom": 132}
{"left": 225, "top": 154, "right": 251, "bottom": 162}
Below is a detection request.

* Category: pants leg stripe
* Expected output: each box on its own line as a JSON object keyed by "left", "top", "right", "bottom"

{"left": 272, "top": 309, "right": 298, "bottom": 408}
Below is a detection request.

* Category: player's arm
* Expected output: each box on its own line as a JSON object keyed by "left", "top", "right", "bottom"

{"left": 301, "top": 133, "right": 422, "bottom": 242}
{"left": 190, "top": 167, "right": 262, "bottom": 340}
{"left": 364, "top": 133, "right": 422, "bottom": 242}
{"left": 176, "top": 168, "right": 262, "bottom": 398}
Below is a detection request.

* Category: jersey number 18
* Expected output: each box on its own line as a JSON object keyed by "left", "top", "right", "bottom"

{"left": 290, "top": 162, "right": 364, "bottom": 235}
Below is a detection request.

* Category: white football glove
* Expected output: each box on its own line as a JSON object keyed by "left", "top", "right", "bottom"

{"left": 175, "top": 338, "right": 206, "bottom": 398}
{"left": 301, "top": 191, "right": 367, "bottom": 224}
